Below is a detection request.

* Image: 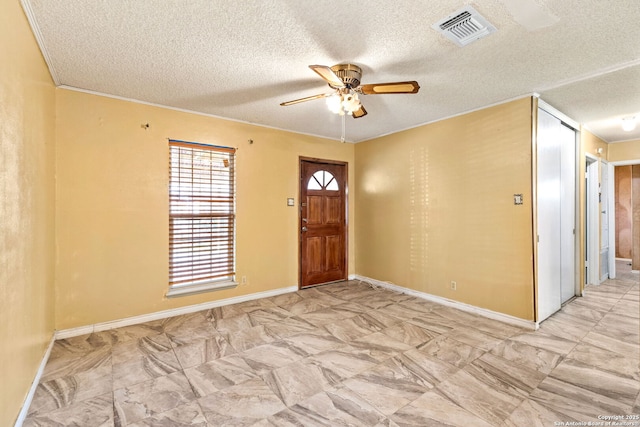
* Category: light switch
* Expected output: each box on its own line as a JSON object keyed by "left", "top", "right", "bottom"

{"left": 514, "top": 194, "right": 524, "bottom": 205}
{"left": 287, "top": 198, "right": 295, "bottom": 206}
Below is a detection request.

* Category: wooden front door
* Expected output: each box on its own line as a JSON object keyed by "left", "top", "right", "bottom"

{"left": 299, "top": 159, "right": 347, "bottom": 288}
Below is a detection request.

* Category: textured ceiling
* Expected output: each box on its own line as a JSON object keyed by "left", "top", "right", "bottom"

{"left": 22, "top": 0, "right": 640, "bottom": 143}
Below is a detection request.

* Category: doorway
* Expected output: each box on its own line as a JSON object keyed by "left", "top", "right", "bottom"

{"left": 613, "top": 162, "right": 640, "bottom": 271}
{"left": 586, "top": 156, "right": 600, "bottom": 286}
{"left": 299, "top": 158, "right": 348, "bottom": 288}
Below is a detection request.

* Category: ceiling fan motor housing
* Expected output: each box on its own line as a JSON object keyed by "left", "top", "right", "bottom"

{"left": 329, "top": 64, "right": 362, "bottom": 89}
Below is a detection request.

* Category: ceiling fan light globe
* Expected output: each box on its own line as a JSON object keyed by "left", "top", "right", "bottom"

{"left": 342, "top": 93, "right": 361, "bottom": 113}
{"left": 326, "top": 94, "right": 342, "bottom": 114}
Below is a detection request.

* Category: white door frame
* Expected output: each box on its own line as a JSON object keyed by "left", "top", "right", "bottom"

{"left": 536, "top": 100, "right": 579, "bottom": 322}
{"left": 608, "top": 160, "right": 640, "bottom": 272}
{"left": 586, "top": 154, "right": 600, "bottom": 286}
{"left": 599, "top": 160, "right": 617, "bottom": 280}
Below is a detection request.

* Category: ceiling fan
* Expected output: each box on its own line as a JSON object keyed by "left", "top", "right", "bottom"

{"left": 280, "top": 64, "right": 420, "bottom": 119}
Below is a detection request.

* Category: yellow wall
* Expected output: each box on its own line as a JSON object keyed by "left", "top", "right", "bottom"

{"left": 354, "top": 98, "right": 535, "bottom": 320}
{"left": 582, "top": 128, "right": 609, "bottom": 160}
{"left": 608, "top": 139, "right": 640, "bottom": 162}
{"left": 0, "top": 1, "right": 56, "bottom": 425}
{"left": 55, "top": 89, "right": 355, "bottom": 330}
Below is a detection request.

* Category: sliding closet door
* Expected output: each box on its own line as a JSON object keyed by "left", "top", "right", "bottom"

{"left": 537, "top": 109, "right": 562, "bottom": 321}
{"left": 537, "top": 108, "right": 577, "bottom": 322}
{"left": 559, "top": 123, "right": 576, "bottom": 303}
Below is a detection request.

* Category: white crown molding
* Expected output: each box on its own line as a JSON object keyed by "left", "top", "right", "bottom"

{"left": 20, "top": 0, "right": 60, "bottom": 85}
{"left": 56, "top": 86, "right": 353, "bottom": 143}
{"left": 352, "top": 275, "right": 538, "bottom": 330}
{"left": 55, "top": 286, "right": 298, "bottom": 339}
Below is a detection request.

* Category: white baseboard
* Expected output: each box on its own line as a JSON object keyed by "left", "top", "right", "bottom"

{"left": 352, "top": 275, "right": 537, "bottom": 330}
{"left": 14, "top": 334, "right": 56, "bottom": 427}
{"left": 55, "top": 285, "right": 298, "bottom": 340}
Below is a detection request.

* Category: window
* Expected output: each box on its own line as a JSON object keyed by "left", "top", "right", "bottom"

{"left": 308, "top": 170, "right": 339, "bottom": 191}
{"left": 167, "top": 140, "right": 236, "bottom": 297}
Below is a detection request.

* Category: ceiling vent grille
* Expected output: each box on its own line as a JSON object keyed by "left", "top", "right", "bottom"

{"left": 432, "top": 6, "right": 497, "bottom": 47}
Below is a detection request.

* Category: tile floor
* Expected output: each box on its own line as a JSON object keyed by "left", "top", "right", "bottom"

{"left": 24, "top": 262, "right": 639, "bottom": 426}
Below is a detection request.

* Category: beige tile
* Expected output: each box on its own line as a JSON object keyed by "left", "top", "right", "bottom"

{"left": 24, "top": 393, "right": 114, "bottom": 427}
{"left": 28, "top": 362, "right": 112, "bottom": 416}
{"left": 390, "top": 390, "right": 494, "bottom": 427}
{"left": 490, "top": 339, "right": 562, "bottom": 375}
{"left": 509, "top": 330, "right": 577, "bottom": 356}
{"left": 582, "top": 330, "right": 640, "bottom": 358}
{"left": 114, "top": 371, "right": 196, "bottom": 425}
{"left": 549, "top": 358, "right": 640, "bottom": 406}
{"left": 173, "top": 334, "right": 236, "bottom": 369}
{"left": 406, "top": 311, "right": 460, "bottom": 334}
{"left": 111, "top": 333, "right": 173, "bottom": 365}
{"left": 445, "top": 326, "right": 505, "bottom": 351}
{"left": 279, "top": 385, "right": 386, "bottom": 427}
{"left": 103, "top": 320, "right": 165, "bottom": 345}
{"left": 343, "top": 355, "right": 437, "bottom": 415}
{"left": 199, "top": 377, "right": 286, "bottom": 426}
{"left": 265, "top": 315, "right": 319, "bottom": 339}
{"left": 262, "top": 359, "right": 340, "bottom": 406}
{"left": 538, "top": 311, "right": 596, "bottom": 342}
{"left": 308, "top": 345, "right": 380, "bottom": 380}
{"left": 324, "top": 312, "right": 398, "bottom": 342}
{"left": 381, "top": 322, "right": 439, "bottom": 347}
{"left": 283, "top": 329, "right": 347, "bottom": 355}
{"left": 566, "top": 342, "right": 640, "bottom": 381}
{"left": 247, "top": 306, "right": 293, "bottom": 325}
{"left": 27, "top": 266, "right": 639, "bottom": 426}
{"left": 225, "top": 324, "right": 279, "bottom": 352}
{"left": 240, "top": 340, "right": 307, "bottom": 374}
{"left": 530, "top": 376, "right": 633, "bottom": 421}
{"left": 467, "top": 352, "right": 546, "bottom": 398}
{"left": 127, "top": 401, "right": 208, "bottom": 426}
{"left": 560, "top": 301, "right": 607, "bottom": 321}
{"left": 503, "top": 399, "right": 579, "bottom": 427}
{"left": 267, "top": 291, "right": 304, "bottom": 307}
{"left": 392, "top": 349, "right": 460, "bottom": 387}
{"left": 418, "top": 335, "right": 484, "bottom": 368}
{"left": 41, "top": 345, "right": 111, "bottom": 383}
{"left": 112, "top": 348, "right": 182, "bottom": 390}
{"left": 436, "top": 368, "right": 524, "bottom": 425}
{"left": 183, "top": 353, "right": 257, "bottom": 397}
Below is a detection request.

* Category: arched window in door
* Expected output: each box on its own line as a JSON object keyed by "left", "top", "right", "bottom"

{"left": 307, "top": 170, "right": 339, "bottom": 191}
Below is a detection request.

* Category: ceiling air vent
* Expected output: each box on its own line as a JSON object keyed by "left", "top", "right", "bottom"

{"left": 432, "top": 6, "right": 497, "bottom": 47}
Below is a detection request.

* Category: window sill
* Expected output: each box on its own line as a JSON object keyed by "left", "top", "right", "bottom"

{"left": 166, "top": 279, "right": 238, "bottom": 298}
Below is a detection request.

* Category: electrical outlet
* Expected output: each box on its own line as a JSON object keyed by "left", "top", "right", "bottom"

{"left": 450, "top": 281, "right": 457, "bottom": 291}
{"left": 241, "top": 276, "right": 247, "bottom": 286}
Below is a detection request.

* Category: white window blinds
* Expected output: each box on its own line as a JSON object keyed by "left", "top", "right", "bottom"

{"left": 169, "top": 140, "right": 236, "bottom": 287}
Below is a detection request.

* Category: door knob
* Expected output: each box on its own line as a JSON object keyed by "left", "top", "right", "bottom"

{"left": 301, "top": 226, "right": 308, "bottom": 232}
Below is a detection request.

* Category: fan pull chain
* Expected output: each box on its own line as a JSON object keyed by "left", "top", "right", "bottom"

{"left": 341, "top": 114, "right": 346, "bottom": 143}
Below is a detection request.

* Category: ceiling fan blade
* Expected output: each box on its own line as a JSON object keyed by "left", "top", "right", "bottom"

{"left": 309, "top": 65, "right": 345, "bottom": 88}
{"left": 359, "top": 81, "right": 420, "bottom": 95}
{"left": 352, "top": 105, "right": 367, "bottom": 119}
{"left": 280, "top": 93, "right": 330, "bottom": 106}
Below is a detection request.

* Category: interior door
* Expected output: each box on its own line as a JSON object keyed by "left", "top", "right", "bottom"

{"left": 559, "top": 123, "right": 576, "bottom": 303}
{"left": 586, "top": 157, "right": 600, "bottom": 285}
{"left": 299, "top": 159, "right": 347, "bottom": 288}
